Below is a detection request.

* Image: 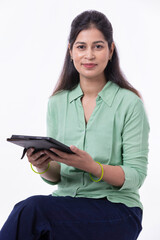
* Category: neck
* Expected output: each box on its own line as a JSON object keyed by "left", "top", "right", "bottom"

{"left": 80, "top": 76, "right": 107, "bottom": 98}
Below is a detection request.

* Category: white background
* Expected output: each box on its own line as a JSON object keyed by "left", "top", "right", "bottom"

{"left": 0, "top": 0, "right": 160, "bottom": 239}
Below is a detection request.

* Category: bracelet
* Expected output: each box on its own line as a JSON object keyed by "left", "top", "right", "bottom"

{"left": 30, "top": 163, "right": 50, "bottom": 174}
{"left": 89, "top": 161, "right": 104, "bottom": 182}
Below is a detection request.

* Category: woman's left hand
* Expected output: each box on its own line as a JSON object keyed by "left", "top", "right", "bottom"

{"left": 44, "top": 145, "right": 97, "bottom": 173}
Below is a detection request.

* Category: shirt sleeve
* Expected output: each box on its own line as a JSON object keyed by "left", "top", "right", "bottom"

{"left": 40, "top": 97, "right": 61, "bottom": 185}
{"left": 46, "top": 97, "right": 58, "bottom": 138}
{"left": 119, "top": 98, "right": 150, "bottom": 191}
{"left": 40, "top": 176, "right": 60, "bottom": 185}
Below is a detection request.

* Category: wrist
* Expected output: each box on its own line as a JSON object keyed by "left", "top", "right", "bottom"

{"left": 90, "top": 161, "right": 102, "bottom": 178}
{"left": 30, "top": 163, "right": 50, "bottom": 175}
{"left": 36, "top": 166, "right": 48, "bottom": 172}
{"left": 89, "top": 161, "right": 104, "bottom": 182}
{"left": 36, "top": 163, "right": 50, "bottom": 172}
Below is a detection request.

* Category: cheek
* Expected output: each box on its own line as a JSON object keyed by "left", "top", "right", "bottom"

{"left": 73, "top": 52, "right": 83, "bottom": 61}
{"left": 100, "top": 51, "right": 109, "bottom": 60}
{"left": 72, "top": 60, "right": 81, "bottom": 73}
{"left": 100, "top": 53, "right": 110, "bottom": 65}
{"left": 72, "top": 53, "right": 83, "bottom": 69}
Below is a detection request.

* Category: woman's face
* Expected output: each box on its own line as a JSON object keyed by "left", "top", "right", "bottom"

{"left": 69, "top": 27, "right": 114, "bottom": 81}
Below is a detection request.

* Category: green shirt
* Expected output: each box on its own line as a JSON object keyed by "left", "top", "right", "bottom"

{"left": 43, "top": 81, "right": 150, "bottom": 209}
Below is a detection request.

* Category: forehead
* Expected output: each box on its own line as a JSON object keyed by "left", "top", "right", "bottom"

{"left": 75, "top": 28, "right": 106, "bottom": 43}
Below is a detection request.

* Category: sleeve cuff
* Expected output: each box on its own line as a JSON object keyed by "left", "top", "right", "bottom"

{"left": 118, "top": 165, "right": 141, "bottom": 191}
{"left": 40, "top": 176, "right": 60, "bottom": 185}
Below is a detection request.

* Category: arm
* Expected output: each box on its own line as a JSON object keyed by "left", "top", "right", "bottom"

{"left": 119, "top": 98, "right": 150, "bottom": 190}
{"left": 27, "top": 148, "right": 61, "bottom": 183}
{"left": 90, "top": 163, "right": 125, "bottom": 187}
{"left": 37, "top": 161, "right": 60, "bottom": 183}
{"left": 44, "top": 98, "right": 149, "bottom": 189}
{"left": 30, "top": 96, "right": 61, "bottom": 184}
{"left": 44, "top": 146, "right": 125, "bottom": 187}
{"left": 92, "top": 98, "right": 150, "bottom": 189}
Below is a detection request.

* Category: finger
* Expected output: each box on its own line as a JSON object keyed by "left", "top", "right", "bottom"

{"left": 34, "top": 157, "right": 51, "bottom": 168}
{"left": 44, "top": 150, "right": 74, "bottom": 166}
{"left": 44, "top": 150, "right": 62, "bottom": 160}
{"left": 28, "top": 151, "right": 45, "bottom": 162}
{"left": 44, "top": 150, "right": 71, "bottom": 165}
{"left": 70, "top": 145, "right": 82, "bottom": 155}
{"left": 27, "top": 148, "right": 35, "bottom": 157}
{"left": 34, "top": 154, "right": 50, "bottom": 165}
{"left": 49, "top": 148, "right": 68, "bottom": 159}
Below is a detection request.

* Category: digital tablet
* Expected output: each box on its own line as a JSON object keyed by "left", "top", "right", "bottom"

{"left": 7, "top": 135, "right": 74, "bottom": 159}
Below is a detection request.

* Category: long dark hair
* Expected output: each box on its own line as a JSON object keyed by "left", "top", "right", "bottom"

{"left": 52, "top": 10, "right": 141, "bottom": 98}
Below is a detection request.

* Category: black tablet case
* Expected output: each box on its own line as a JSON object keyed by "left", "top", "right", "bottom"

{"left": 7, "top": 135, "right": 73, "bottom": 159}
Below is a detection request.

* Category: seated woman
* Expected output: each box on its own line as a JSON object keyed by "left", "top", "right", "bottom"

{"left": 0, "top": 10, "right": 150, "bottom": 240}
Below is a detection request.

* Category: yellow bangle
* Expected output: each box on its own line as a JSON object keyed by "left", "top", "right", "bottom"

{"left": 30, "top": 163, "right": 50, "bottom": 174}
{"left": 89, "top": 162, "right": 104, "bottom": 182}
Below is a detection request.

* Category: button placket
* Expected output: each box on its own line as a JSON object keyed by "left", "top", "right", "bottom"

{"left": 86, "top": 96, "right": 102, "bottom": 129}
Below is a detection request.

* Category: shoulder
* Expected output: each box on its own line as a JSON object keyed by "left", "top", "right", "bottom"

{"left": 47, "top": 90, "right": 70, "bottom": 117}
{"left": 48, "top": 90, "right": 69, "bottom": 107}
{"left": 117, "top": 87, "right": 149, "bottom": 127}
{"left": 117, "top": 87, "right": 144, "bottom": 111}
{"left": 113, "top": 86, "right": 149, "bottom": 125}
{"left": 119, "top": 87, "right": 140, "bottom": 103}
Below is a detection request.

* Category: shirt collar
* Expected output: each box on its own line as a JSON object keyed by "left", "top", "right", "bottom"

{"left": 98, "top": 81, "right": 120, "bottom": 107}
{"left": 69, "top": 81, "right": 120, "bottom": 107}
{"left": 69, "top": 84, "right": 83, "bottom": 103}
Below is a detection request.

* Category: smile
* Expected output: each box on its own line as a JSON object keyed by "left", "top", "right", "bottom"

{"left": 82, "top": 64, "right": 97, "bottom": 69}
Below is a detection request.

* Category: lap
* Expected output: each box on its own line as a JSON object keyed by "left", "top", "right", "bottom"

{"left": 1, "top": 195, "right": 142, "bottom": 240}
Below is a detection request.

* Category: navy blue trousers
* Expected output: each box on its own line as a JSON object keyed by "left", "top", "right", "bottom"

{"left": 0, "top": 195, "right": 142, "bottom": 240}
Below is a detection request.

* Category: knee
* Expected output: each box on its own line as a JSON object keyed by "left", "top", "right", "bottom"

{"left": 14, "top": 195, "right": 48, "bottom": 213}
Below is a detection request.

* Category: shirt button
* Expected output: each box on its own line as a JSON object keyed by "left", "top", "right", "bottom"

{"left": 96, "top": 96, "right": 100, "bottom": 101}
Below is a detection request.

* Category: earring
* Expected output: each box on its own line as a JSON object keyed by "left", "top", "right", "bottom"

{"left": 70, "top": 57, "right": 73, "bottom": 62}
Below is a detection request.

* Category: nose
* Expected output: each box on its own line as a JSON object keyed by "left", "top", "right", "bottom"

{"left": 84, "top": 48, "right": 95, "bottom": 60}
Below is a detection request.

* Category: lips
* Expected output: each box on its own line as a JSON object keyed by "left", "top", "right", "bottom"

{"left": 82, "top": 63, "right": 97, "bottom": 69}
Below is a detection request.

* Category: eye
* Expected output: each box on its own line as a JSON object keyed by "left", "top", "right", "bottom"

{"left": 77, "top": 45, "right": 86, "bottom": 50}
{"left": 95, "top": 45, "right": 103, "bottom": 49}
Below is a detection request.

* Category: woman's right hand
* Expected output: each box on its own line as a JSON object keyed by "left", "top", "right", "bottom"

{"left": 27, "top": 148, "right": 51, "bottom": 171}
{"left": 26, "top": 148, "right": 61, "bottom": 182}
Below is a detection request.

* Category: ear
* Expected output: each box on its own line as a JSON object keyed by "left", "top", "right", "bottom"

{"left": 68, "top": 43, "right": 72, "bottom": 58}
{"left": 109, "top": 42, "right": 115, "bottom": 59}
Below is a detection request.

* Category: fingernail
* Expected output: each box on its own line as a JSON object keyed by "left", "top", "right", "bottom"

{"left": 71, "top": 145, "right": 76, "bottom": 150}
{"left": 50, "top": 148, "right": 55, "bottom": 151}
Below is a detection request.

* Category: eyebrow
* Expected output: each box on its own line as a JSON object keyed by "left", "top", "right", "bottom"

{"left": 75, "top": 40, "right": 105, "bottom": 45}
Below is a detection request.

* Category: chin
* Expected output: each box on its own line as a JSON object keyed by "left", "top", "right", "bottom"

{"left": 81, "top": 72, "right": 104, "bottom": 80}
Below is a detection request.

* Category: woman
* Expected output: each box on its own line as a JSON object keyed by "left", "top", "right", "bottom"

{"left": 0, "top": 10, "right": 149, "bottom": 240}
